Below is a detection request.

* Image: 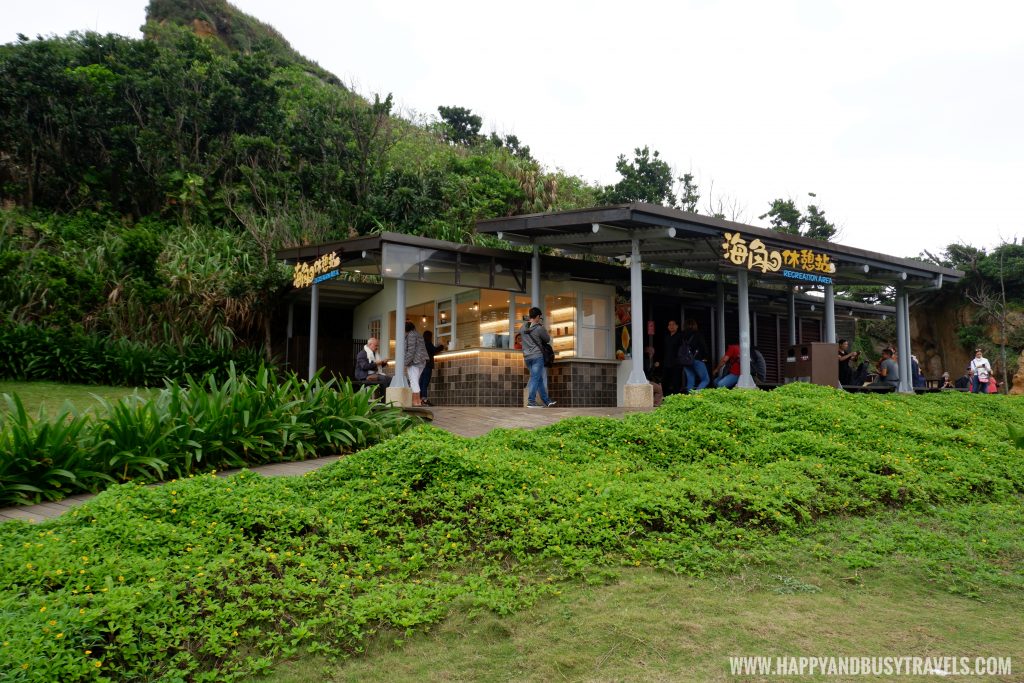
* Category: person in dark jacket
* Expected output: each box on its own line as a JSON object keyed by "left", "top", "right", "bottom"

{"left": 911, "top": 355, "right": 926, "bottom": 388}
{"left": 662, "top": 320, "right": 685, "bottom": 396}
{"left": 520, "top": 307, "right": 555, "bottom": 408}
{"left": 683, "top": 318, "right": 711, "bottom": 391}
{"left": 354, "top": 337, "right": 390, "bottom": 391}
{"left": 419, "top": 330, "right": 446, "bottom": 406}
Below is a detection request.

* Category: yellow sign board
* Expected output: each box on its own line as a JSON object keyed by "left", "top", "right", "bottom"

{"left": 721, "top": 232, "right": 835, "bottom": 278}
{"left": 292, "top": 251, "right": 341, "bottom": 288}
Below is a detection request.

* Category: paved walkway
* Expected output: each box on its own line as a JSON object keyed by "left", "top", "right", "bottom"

{"left": 0, "top": 405, "right": 648, "bottom": 524}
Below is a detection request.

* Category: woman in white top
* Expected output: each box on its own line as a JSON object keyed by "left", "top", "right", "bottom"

{"left": 970, "top": 348, "right": 991, "bottom": 393}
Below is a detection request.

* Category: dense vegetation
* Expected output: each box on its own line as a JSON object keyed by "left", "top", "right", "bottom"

{"left": 0, "top": 1, "right": 598, "bottom": 373}
{"left": 0, "top": 367, "right": 411, "bottom": 506}
{"left": 1, "top": 384, "right": 1021, "bottom": 680}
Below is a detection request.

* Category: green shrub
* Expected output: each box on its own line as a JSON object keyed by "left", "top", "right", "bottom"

{"left": 1, "top": 384, "right": 1022, "bottom": 680}
{"left": 0, "top": 323, "right": 264, "bottom": 387}
{"left": 0, "top": 367, "right": 412, "bottom": 505}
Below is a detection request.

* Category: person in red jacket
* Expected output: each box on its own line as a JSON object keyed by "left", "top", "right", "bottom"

{"left": 711, "top": 344, "right": 742, "bottom": 389}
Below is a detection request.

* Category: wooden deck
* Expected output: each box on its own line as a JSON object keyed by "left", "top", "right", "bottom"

{"left": 0, "top": 406, "right": 650, "bottom": 524}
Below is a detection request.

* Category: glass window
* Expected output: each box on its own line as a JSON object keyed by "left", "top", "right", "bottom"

{"left": 454, "top": 290, "right": 481, "bottom": 350}
{"left": 513, "top": 295, "right": 532, "bottom": 350}
{"left": 420, "top": 250, "right": 458, "bottom": 286}
{"left": 579, "top": 296, "right": 612, "bottom": 359}
{"left": 435, "top": 299, "right": 453, "bottom": 349}
{"left": 458, "top": 254, "right": 492, "bottom": 289}
{"left": 381, "top": 244, "right": 421, "bottom": 280}
{"left": 546, "top": 293, "right": 576, "bottom": 359}
{"left": 478, "top": 290, "right": 512, "bottom": 348}
{"left": 493, "top": 257, "right": 528, "bottom": 293}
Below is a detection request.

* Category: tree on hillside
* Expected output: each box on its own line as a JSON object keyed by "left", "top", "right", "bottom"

{"left": 598, "top": 146, "right": 678, "bottom": 207}
{"left": 489, "top": 132, "right": 533, "bottom": 161}
{"left": 678, "top": 172, "right": 700, "bottom": 213}
{"left": 437, "top": 105, "right": 482, "bottom": 146}
{"left": 759, "top": 192, "right": 837, "bottom": 241}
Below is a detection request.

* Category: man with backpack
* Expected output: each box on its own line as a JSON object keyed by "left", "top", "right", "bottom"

{"left": 520, "top": 307, "right": 556, "bottom": 408}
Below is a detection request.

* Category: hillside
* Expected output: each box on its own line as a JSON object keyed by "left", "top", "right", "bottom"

{"left": 0, "top": 0, "right": 598, "bottom": 363}
{"left": 147, "top": 0, "right": 343, "bottom": 86}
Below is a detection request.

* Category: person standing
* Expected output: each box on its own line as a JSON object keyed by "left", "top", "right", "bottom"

{"left": 837, "top": 339, "right": 859, "bottom": 385}
{"left": 520, "top": 307, "right": 556, "bottom": 408}
{"left": 404, "top": 321, "right": 429, "bottom": 406}
{"left": 662, "top": 320, "right": 685, "bottom": 396}
{"left": 970, "top": 348, "right": 992, "bottom": 393}
{"left": 911, "top": 354, "right": 926, "bottom": 388}
{"left": 419, "top": 330, "right": 446, "bottom": 406}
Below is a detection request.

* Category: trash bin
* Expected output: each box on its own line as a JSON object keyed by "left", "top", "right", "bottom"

{"left": 784, "top": 343, "right": 839, "bottom": 387}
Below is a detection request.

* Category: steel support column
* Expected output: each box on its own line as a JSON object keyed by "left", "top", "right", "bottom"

{"left": 788, "top": 290, "right": 797, "bottom": 345}
{"left": 391, "top": 279, "right": 408, "bottom": 388}
{"left": 894, "top": 287, "right": 912, "bottom": 393}
{"left": 627, "top": 238, "right": 647, "bottom": 386}
{"left": 824, "top": 284, "right": 836, "bottom": 343}
{"left": 307, "top": 283, "right": 319, "bottom": 381}
{"left": 715, "top": 276, "right": 726, "bottom": 360}
{"left": 531, "top": 244, "right": 541, "bottom": 309}
{"left": 736, "top": 269, "right": 757, "bottom": 389}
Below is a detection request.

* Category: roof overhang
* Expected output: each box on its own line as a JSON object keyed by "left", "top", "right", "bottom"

{"left": 477, "top": 203, "right": 962, "bottom": 290}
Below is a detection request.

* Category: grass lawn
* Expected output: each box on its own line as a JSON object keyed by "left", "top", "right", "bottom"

{"left": 261, "top": 503, "right": 1024, "bottom": 683}
{"left": 0, "top": 380, "right": 152, "bottom": 417}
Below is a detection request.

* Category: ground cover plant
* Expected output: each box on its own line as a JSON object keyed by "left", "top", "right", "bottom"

{"left": 1, "top": 384, "right": 1022, "bottom": 681}
{"left": 0, "top": 367, "right": 410, "bottom": 505}
{"left": 0, "top": 382, "right": 154, "bottom": 419}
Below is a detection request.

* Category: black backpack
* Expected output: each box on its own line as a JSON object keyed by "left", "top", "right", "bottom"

{"left": 677, "top": 336, "right": 695, "bottom": 367}
{"left": 541, "top": 341, "right": 555, "bottom": 368}
{"left": 527, "top": 325, "right": 555, "bottom": 367}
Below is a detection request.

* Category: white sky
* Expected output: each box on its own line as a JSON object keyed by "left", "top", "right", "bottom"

{"left": 5, "top": 0, "right": 1023, "bottom": 259}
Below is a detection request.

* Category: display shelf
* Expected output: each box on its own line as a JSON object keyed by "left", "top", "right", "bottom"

{"left": 548, "top": 305, "right": 576, "bottom": 358}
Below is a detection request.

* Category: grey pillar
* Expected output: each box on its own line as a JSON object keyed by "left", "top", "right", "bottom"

{"left": 627, "top": 238, "right": 647, "bottom": 386}
{"left": 824, "top": 284, "right": 836, "bottom": 343}
{"left": 903, "top": 292, "right": 914, "bottom": 388}
{"left": 736, "top": 269, "right": 757, "bottom": 389}
{"left": 531, "top": 244, "right": 541, "bottom": 309}
{"left": 894, "top": 286, "right": 912, "bottom": 393}
{"left": 715, "top": 276, "right": 726, "bottom": 359}
{"left": 391, "top": 279, "right": 408, "bottom": 388}
{"left": 788, "top": 290, "right": 797, "bottom": 345}
{"left": 307, "top": 283, "right": 319, "bottom": 381}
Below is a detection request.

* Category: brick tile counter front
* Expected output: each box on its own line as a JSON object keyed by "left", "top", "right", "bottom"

{"left": 429, "top": 350, "right": 618, "bottom": 407}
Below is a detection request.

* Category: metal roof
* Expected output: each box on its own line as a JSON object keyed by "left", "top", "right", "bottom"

{"left": 276, "top": 232, "right": 894, "bottom": 317}
{"left": 476, "top": 203, "right": 962, "bottom": 289}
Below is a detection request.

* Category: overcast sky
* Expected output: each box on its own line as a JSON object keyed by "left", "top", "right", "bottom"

{"left": 6, "top": 0, "right": 1023, "bottom": 259}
